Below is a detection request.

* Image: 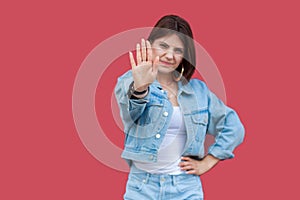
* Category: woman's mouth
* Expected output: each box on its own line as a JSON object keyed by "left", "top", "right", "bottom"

{"left": 160, "top": 61, "right": 174, "bottom": 66}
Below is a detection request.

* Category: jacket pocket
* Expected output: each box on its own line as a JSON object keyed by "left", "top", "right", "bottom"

{"left": 189, "top": 109, "right": 209, "bottom": 142}
{"left": 191, "top": 113, "right": 208, "bottom": 126}
{"left": 140, "top": 98, "right": 164, "bottom": 125}
{"left": 191, "top": 109, "right": 208, "bottom": 126}
{"left": 175, "top": 175, "right": 202, "bottom": 193}
{"left": 126, "top": 173, "right": 146, "bottom": 192}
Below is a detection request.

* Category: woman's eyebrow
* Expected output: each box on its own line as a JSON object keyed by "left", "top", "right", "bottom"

{"left": 158, "top": 41, "right": 184, "bottom": 49}
{"left": 174, "top": 47, "right": 184, "bottom": 50}
{"left": 158, "top": 41, "right": 169, "bottom": 46}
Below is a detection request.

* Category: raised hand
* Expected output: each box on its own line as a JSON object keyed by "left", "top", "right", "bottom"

{"left": 129, "top": 38, "right": 159, "bottom": 92}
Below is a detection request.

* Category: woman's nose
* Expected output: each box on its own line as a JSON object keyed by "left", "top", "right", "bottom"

{"left": 165, "top": 50, "right": 174, "bottom": 60}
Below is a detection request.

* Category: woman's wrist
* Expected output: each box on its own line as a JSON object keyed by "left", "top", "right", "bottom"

{"left": 127, "top": 81, "right": 149, "bottom": 99}
{"left": 203, "top": 154, "right": 220, "bottom": 169}
{"left": 132, "top": 90, "right": 148, "bottom": 99}
{"left": 133, "top": 83, "right": 148, "bottom": 92}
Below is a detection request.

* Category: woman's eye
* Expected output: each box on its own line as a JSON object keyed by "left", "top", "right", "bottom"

{"left": 175, "top": 49, "right": 183, "bottom": 54}
{"left": 159, "top": 43, "right": 168, "bottom": 49}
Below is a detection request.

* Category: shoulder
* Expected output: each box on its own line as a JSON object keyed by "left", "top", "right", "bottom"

{"left": 188, "top": 78, "right": 209, "bottom": 92}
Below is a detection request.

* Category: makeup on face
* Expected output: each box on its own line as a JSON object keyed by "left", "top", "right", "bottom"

{"left": 151, "top": 34, "right": 184, "bottom": 69}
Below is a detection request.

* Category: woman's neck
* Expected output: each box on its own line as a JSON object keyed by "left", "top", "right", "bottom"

{"left": 156, "top": 72, "right": 175, "bottom": 87}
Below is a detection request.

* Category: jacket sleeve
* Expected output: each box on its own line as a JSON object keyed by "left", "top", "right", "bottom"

{"left": 206, "top": 90, "right": 245, "bottom": 160}
{"left": 114, "top": 71, "right": 151, "bottom": 133}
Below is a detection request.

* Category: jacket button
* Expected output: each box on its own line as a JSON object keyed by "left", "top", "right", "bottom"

{"left": 149, "top": 155, "right": 154, "bottom": 160}
{"left": 155, "top": 134, "right": 161, "bottom": 139}
{"left": 163, "top": 111, "right": 168, "bottom": 117}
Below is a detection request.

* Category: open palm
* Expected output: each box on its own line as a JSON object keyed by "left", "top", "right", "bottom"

{"left": 129, "top": 39, "right": 159, "bottom": 91}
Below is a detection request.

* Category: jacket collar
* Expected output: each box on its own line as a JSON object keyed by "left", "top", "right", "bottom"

{"left": 152, "top": 79, "right": 194, "bottom": 95}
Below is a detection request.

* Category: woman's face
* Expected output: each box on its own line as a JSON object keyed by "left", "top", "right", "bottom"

{"left": 151, "top": 34, "right": 184, "bottom": 74}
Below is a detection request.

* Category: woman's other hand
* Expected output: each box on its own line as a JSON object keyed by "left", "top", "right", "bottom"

{"left": 129, "top": 38, "right": 159, "bottom": 92}
{"left": 179, "top": 155, "right": 220, "bottom": 176}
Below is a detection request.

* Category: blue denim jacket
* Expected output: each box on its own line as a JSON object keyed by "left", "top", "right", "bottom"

{"left": 114, "top": 70, "right": 245, "bottom": 166}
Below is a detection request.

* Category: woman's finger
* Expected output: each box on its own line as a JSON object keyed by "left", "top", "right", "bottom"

{"left": 146, "top": 40, "right": 152, "bottom": 62}
{"left": 141, "top": 38, "right": 147, "bottom": 61}
{"left": 129, "top": 52, "right": 136, "bottom": 68}
{"left": 178, "top": 161, "right": 189, "bottom": 167}
{"left": 181, "top": 157, "right": 192, "bottom": 161}
{"left": 136, "top": 43, "right": 141, "bottom": 65}
{"left": 185, "top": 170, "right": 197, "bottom": 175}
{"left": 181, "top": 164, "right": 193, "bottom": 171}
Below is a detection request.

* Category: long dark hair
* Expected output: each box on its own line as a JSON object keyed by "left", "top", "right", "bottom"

{"left": 148, "top": 15, "right": 196, "bottom": 83}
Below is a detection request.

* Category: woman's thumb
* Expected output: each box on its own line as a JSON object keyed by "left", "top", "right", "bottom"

{"left": 152, "top": 56, "right": 159, "bottom": 73}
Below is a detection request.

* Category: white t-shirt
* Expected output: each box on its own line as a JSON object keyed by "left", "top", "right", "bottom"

{"left": 133, "top": 106, "right": 187, "bottom": 174}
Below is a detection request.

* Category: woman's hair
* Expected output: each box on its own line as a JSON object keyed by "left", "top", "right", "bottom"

{"left": 148, "top": 15, "right": 196, "bottom": 82}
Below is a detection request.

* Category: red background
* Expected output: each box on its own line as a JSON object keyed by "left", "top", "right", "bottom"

{"left": 1, "top": 0, "right": 299, "bottom": 199}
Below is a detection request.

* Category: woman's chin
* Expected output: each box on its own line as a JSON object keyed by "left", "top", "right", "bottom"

{"left": 158, "top": 65, "right": 176, "bottom": 74}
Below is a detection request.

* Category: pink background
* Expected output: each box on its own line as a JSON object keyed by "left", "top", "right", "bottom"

{"left": 1, "top": 0, "right": 299, "bottom": 199}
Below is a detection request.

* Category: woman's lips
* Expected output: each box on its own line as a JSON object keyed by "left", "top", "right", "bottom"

{"left": 160, "top": 61, "right": 174, "bottom": 66}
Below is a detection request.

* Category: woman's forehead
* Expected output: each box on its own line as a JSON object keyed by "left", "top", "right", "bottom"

{"left": 154, "top": 34, "right": 184, "bottom": 48}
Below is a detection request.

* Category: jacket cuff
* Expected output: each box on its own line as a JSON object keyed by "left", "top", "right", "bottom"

{"left": 207, "top": 146, "right": 235, "bottom": 160}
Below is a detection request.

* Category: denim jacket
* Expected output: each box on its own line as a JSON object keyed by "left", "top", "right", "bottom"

{"left": 114, "top": 70, "right": 245, "bottom": 166}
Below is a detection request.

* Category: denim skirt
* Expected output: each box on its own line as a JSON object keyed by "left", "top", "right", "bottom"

{"left": 124, "top": 166, "right": 204, "bottom": 200}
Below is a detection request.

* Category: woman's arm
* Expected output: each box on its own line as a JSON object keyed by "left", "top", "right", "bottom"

{"left": 114, "top": 71, "right": 151, "bottom": 131}
{"left": 206, "top": 90, "right": 245, "bottom": 160}
{"left": 114, "top": 39, "right": 159, "bottom": 132}
{"left": 179, "top": 89, "right": 245, "bottom": 175}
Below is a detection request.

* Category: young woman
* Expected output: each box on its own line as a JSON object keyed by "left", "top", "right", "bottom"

{"left": 115, "top": 14, "right": 245, "bottom": 200}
